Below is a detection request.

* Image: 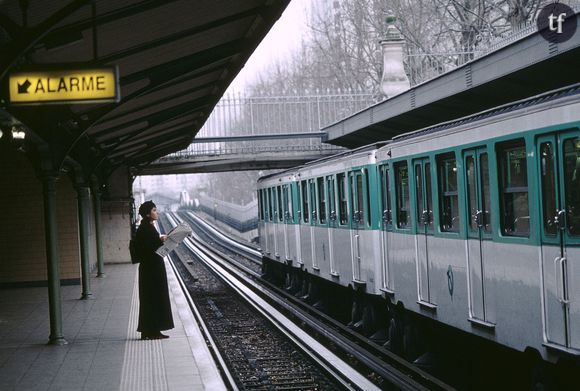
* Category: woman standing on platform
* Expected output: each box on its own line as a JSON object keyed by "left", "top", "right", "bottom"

{"left": 135, "top": 200, "right": 174, "bottom": 340}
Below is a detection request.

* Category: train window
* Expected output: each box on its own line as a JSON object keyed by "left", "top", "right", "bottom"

{"left": 296, "top": 184, "right": 301, "bottom": 223}
{"left": 414, "top": 161, "right": 433, "bottom": 230}
{"left": 317, "top": 177, "right": 326, "bottom": 224}
{"left": 309, "top": 179, "right": 317, "bottom": 223}
{"left": 364, "top": 171, "right": 371, "bottom": 226}
{"left": 267, "top": 188, "right": 273, "bottom": 222}
{"left": 337, "top": 173, "right": 348, "bottom": 225}
{"left": 540, "top": 142, "right": 557, "bottom": 236}
{"left": 395, "top": 162, "right": 410, "bottom": 228}
{"left": 466, "top": 156, "right": 478, "bottom": 232}
{"left": 498, "top": 140, "right": 529, "bottom": 236}
{"left": 352, "top": 173, "right": 365, "bottom": 225}
{"left": 326, "top": 176, "right": 336, "bottom": 223}
{"left": 282, "top": 185, "right": 289, "bottom": 222}
{"left": 563, "top": 138, "right": 580, "bottom": 236}
{"left": 301, "top": 180, "right": 309, "bottom": 223}
{"left": 480, "top": 154, "right": 492, "bottom": 233}
{"left": 438, "top": 155, "right": 459, "bottom": 232}
{"left": 415, "top": 164, "right": 423, "bottom": 226}
{"left": 380, "top": 166, "right": 393, "bottom": 227}
{"left": 277, "top": 186, "right": 283, "bottom": 222}
{"left": 285, "top": 185, "right": 293, "bottom": 223}
{"left": 258, "top": 190, "right": 263, "bottom": 220}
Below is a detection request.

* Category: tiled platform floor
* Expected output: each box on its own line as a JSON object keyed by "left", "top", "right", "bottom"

{"left": 0, "top": 262, "right": 225, "bottom": 390}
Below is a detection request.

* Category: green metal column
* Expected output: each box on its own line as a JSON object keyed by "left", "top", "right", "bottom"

{"left": 92, "top": 184, "right": 105, "bottom": 277}
{"left": 42, "top": 173, "right": 67, "bottom": 345}
{"left": 77, "top": 184, "right": 92, "bottom": 299}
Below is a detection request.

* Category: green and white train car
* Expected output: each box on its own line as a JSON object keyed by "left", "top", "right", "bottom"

{"left": 257, "top": 84, "right": 580, "bottom": 365}
{"left": 258, "top": 143, "right": 386, "bottom": 290}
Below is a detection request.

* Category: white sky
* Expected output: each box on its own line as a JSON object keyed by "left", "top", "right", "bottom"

{"left": 228, "top": 0, "right": 312, "bottom": 92}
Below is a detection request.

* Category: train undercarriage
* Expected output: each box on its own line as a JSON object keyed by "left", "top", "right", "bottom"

{"left": 262, "top": 257, "right": 578, "bottom": 390}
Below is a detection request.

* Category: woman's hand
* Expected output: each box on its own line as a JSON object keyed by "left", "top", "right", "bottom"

{"left": 160, "top": 235, "right": 167, "bottom": 242}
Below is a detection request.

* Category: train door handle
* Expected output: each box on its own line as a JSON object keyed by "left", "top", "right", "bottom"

{"left": 382, "top": 210, "right": 392, "bottom": 223}
{"left": 554, "top": 209, "right": 566, "bottom": 231}
{"left": 555, "top": 257, "right": 570, "bottom": 305}
{"left": 474, "top": 210, "right": 483, "bottom": 227}
{"left": 421, "top": 210, "right": 430, "bottom": 224}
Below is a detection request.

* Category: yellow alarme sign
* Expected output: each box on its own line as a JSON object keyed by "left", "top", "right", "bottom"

{"left": 9, "top": 68, "right": 119, "bottom": 104}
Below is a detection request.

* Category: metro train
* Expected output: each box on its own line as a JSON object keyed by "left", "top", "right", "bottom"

{"left": 257, "top": 84, "right": 580, "bottom": 378}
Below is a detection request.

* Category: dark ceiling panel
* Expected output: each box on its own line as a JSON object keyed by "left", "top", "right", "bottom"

{"left": 0, "top": 0, "right": 290, "bottom": 178}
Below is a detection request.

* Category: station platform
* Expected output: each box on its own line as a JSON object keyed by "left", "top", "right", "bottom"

{"left": 0, "top": 262, "right": 226, "bottom": 390}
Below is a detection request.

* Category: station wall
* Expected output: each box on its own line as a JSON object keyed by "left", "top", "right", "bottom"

{"left": 0, "top": 144, "right": 98, "bottom": 287}
{"left": 101, "top": 165, "right": 132, "bottom": 264}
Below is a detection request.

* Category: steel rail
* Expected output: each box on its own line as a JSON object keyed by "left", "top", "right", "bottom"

{"left": 156, "top": 216, "right": 239, "bottom": 390}
{"left": 173, "top": 214, "right": 440, "bottom": 391}
{"left": 176, "top": 212, "right": 455, "bottom": 391}
{"left": 170, "top": 213, "right": 374, "bottom": 391}
{"left": 185, "top": 211, "right": 261, "bottom": 263}
{"left": 183, "top": 238, "right": 372, "bottom": 391}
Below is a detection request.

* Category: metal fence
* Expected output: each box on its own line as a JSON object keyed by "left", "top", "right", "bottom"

{"left": 164, "top": 92, "right": 372, "bottom": 159}
{"left": 165, "top": 143, "right": 344, "bottom": 160}
{"left": 164, "top": 5, "right": 580, "bottom": 161}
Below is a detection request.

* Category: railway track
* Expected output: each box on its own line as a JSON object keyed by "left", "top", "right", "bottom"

{"left": 159, "top": 213, "right": 376, "bottom": 390}
{"left": 163, "top": 211, "right": 454, "bottom": 391}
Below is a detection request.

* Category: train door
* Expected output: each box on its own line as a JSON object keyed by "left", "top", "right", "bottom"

{"left": 414, "top": 158, "right": 434, "bottom": 304}
{"left": 350, "top": 170, "right": 364, "bottom": 281}
{"left": 296, "top": 181, "right": 305, "bottom": 265}
{"left": 266, "top": 188, "right": 274, "bottom": 255}
{"left": 282, "top": 184, "right": 291, "bottom": 261}
{"left": 327, "top": 175, "right": 338, "bottom": 275}
{"left": 379, "top": 164, "right": 394, "bottom": 292}
{"left": 274, "top": 186, "right": 281, "bottom": 258}
{"left": 464, "top": 148, "right": 493, "bottom": 324}
{"left": 309, "top": 178, "right": 318, "bottom": 269}
{"left": 538, "top": 131, "right": 580, "bottom": 350}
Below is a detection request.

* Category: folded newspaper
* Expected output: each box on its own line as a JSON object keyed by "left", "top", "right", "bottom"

{"left": 155, "top": 222, "right": 192, "bottom": 257}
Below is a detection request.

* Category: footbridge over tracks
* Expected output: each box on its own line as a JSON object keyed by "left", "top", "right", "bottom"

{"left": 136, "top": 92, "right": 376, "bottom": 174}
{"left": 137, "top": 8, "right": 580, "bottom": 175}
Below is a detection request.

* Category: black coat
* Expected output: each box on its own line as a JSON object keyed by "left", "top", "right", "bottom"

{"left": 135, "top": 222, "right": 174, "bottom": 333}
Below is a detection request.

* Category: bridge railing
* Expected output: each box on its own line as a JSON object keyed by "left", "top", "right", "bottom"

{"left": 162, "top": 91, "right": 372, "bottom": 160}
{"left": 164, "top": 143, "right": 345, "bottom": 160}
{"left": 163, "top": 7, "right": 580, "bottom": 163}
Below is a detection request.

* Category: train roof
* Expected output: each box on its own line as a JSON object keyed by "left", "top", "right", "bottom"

{"left": 257, "top": 142, "right": 388, "bottom": 183}
{"left": 392, "top": 83, "right": 580, "bottom": 143}
{"left": 295, "top": 141, "right": 388, "bottom": 169}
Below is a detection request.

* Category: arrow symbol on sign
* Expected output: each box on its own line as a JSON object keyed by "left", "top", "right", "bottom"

{"left": 17, "top": 79, "right": 31, "bottom": 94}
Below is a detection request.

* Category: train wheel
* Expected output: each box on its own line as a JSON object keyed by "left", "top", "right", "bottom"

{"left": 370, "top": 327, "right": 388, "bottom": 345}
{"left": 347, "top": 293, "right": 363, "bottom": 330}
{"left": 284, "top": 272, "right": 292, "bottom": 292}
{"left": 524, "top": 349, "right": 552, "bottom": 391}
{"left": 403, "top": 323, "right": 421, "bottom": 361}
{"left": 386, "top": 316, "right": 404, "bottom": 355}
{"left": 361, "top": 302, "right": 377, "bottom": 335}
{"left": 298, "top": 276, "right": 309, "bottom": 300}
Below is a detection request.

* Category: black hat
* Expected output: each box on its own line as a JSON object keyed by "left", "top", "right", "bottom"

{"left": 138, "top": 200, "right": 156, "bottom": 218}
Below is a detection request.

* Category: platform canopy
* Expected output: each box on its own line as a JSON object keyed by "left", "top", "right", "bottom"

{"left": 323, "top": 12, "right": 580, "bottom": 148}
{"left": 0, "top": 0, "right": 289, "bottom": 178}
